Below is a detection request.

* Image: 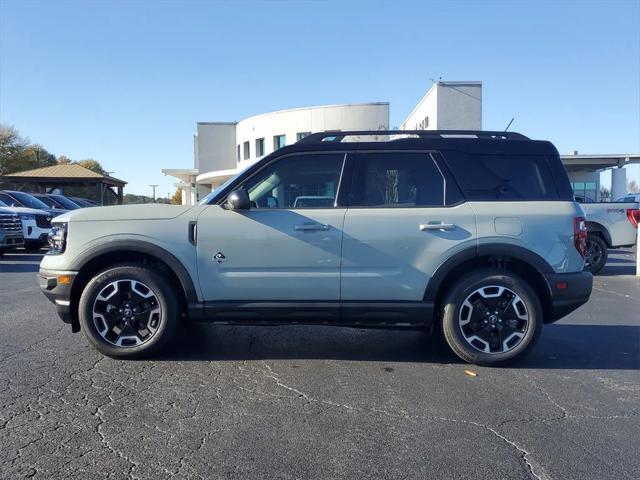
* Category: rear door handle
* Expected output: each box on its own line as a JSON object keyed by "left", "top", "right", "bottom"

{"left": 295, "top": 223, "right": 330, "bottom": 232}
{"left": 420, "top": 223, "right": 456, "bottom": 231}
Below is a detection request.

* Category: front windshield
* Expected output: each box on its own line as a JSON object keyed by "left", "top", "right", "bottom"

{"left": 9, "top": 191, "right": 50, "bottom": 210}
{"left": 0, "top": 192, "right": 24, "bottom": 207}
{"left": 34, "top": 195, "right": 59, "bottom": 208}
{"left": 51, "top": 195, "right": 80, "bottom": 209}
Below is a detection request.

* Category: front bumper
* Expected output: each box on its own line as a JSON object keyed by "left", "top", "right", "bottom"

{"left": 543, "top": 270, "right": 593, "bottom": 322}
{"left": 38, "top": 268, "right": 79, "bottom": 330}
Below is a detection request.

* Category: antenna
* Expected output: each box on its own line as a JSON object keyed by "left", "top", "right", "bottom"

{"left": 504, "top": 118, "right": 515, "bottom": 132}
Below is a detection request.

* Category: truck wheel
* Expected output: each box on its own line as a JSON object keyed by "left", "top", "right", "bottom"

{"left": 584, "top": 233, "right": 608, "bottom": 274}
{"left": 441, "top": 270, "right": 543, "bottom": 367}
{"left": 78, "top": 264, "right": 180, "bottom": 359}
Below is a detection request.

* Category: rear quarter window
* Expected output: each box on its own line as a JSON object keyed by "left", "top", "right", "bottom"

{"left": 443, "top": 152, "right": 562, "bottom": 201}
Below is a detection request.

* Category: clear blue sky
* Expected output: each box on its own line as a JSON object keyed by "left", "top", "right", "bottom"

{"left": 1, "top": 0, "right": 639, "bottom": 196}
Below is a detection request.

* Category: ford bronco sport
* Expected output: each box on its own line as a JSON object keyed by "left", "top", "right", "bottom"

{"left": 39, "top": 130, "right": 593, "bottom": 366}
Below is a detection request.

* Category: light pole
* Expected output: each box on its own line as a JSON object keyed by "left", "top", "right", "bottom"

{"left": 149, "top": 184, "right": 158, "bottom": 203}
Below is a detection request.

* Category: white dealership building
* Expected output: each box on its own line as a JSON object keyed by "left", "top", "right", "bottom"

{"left": 163, "top": 81, "right": 638, "bottom": 205}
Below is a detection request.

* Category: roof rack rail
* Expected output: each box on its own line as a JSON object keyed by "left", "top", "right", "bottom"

{"left": 296, "top": 130, "right": 529, "bottom": 144}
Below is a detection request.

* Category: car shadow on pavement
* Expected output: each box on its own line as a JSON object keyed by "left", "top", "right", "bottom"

{"left": 0, "top": 254, "right": 43, "bottom": 273}
{"left": 597, "top": 264, "right": 637, "bottom": 276}
{"left": 164, "top": 323, "right": 639, "bottom": 370}
{"left": 167, "top": 324, "right": 461, "bottom": 364}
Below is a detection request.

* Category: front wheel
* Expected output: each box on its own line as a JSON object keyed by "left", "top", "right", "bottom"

{"left": 441, "top": 270, "right": 543, "bottom": 367}
{"left": 584, "top": 233, "right": 608, "bottom": 274}
{"left": 78, "top": 264, "right": 180, "bottom": 358}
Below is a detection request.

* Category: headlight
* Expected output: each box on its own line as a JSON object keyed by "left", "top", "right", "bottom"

{"left": 48, "top": 223, "right": 68, "bottom": 253}
{"left": 19, "top": 214, "right": 35, "bottom": 221}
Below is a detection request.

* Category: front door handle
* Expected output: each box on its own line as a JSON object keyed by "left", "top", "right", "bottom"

{"left": 420, "top": 223, "right": 456, "bottom": 231}
{"left": 295, "top": 223, "right": 330, "bottom": 232}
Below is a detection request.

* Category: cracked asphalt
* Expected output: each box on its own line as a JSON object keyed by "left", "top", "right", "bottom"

{"left": 1, "top": 249, "right": 638, "bottom": 480}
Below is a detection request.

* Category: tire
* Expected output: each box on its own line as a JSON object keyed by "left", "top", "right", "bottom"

{"left": 441, "top": 270, "right": 543, "bottom": 367}
{"left": 78, "top": 264, "right": 180, "bottom": 359}
{"left": 584, "top": 233, "right": 608, "bottom": 274}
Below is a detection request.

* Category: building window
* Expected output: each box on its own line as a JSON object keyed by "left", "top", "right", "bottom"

{"left": 296, "top": 132, "right": 311, "bottom": 141}
{"left": 237, "top": 145, "right": 241, "bottom": 163}
{"left": 255, "top": 138, "right": 265, "bottom": 157}
{"left": 243, "top": 141, "right": 250, "bottom": 160}
{"left": 273, "top": 134, "right": 286, "bottom": 150}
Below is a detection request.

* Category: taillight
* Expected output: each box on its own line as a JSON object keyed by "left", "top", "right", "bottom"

{"left": 626, "top": 209, "right": 640, "bottom": 228}
{"left": 574, "top": 216, "right": 587, "bottom": 258}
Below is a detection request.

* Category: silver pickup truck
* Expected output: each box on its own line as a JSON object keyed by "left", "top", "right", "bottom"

{"left": 577, "top": 200, "right": 639, "bottom": 273}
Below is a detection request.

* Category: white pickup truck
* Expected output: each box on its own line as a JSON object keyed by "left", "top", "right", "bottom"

{"left": 577, "top": 199, "right": 639, "bottom": 273}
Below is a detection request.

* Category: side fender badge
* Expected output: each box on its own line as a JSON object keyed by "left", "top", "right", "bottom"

{"left": 213, "top": 252, "right": 227, "bottom": 263}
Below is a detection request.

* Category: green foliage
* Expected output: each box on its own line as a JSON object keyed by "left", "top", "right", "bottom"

{"left": 0, "top": 125, "right": 115, "bottom": 198}
{"left": 0, "top": 124, "right": 109, "bottom": 177}
{"left": 123, "top": 194, "right": 170, "bottom": 205}
{"left": 0, "top": 125, "right": 57, "bottom": 177}
{"left": 76, "top": 159, "right": 107, "bottom": 175}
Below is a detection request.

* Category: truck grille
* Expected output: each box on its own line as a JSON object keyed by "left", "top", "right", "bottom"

{"left": 0, "top": 214, "right": 23, "bottom": 234}
{"left": 35, "top": 214, "right": 52, "bottom": 228}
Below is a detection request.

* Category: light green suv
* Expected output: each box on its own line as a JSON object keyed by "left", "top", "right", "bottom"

{"left": 39, "top": 131, "right": 593, "bottom": 366}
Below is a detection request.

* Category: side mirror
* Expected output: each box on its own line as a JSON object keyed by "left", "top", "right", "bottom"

{"left": 226, "top": 188, "right": 251, "bottom": 210}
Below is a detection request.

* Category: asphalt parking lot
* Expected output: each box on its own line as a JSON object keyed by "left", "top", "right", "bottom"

{"left": 1, "top": 250, "right": 638, "bottom": 480}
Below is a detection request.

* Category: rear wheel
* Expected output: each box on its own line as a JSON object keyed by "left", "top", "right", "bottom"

{"left": 584, "top": 233, "right": 608, "bottom": 274}
{"left": 78, "top": 264, "right": 180, "bottom": 358}
{"left": 441, "top": 270, "right": 543, "bottom": 366}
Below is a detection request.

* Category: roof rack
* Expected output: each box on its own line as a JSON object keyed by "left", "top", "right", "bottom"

{"left": 296, "top": 130, "right": 529, "bottom": 144}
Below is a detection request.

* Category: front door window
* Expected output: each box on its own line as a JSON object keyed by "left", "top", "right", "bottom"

{"left": 243, "top": 153, "right": 345, "bottom": 209}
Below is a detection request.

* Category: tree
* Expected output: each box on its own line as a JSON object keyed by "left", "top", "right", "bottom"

{"left": 0, "top": 125, "right": 58, "bottom": 181}
{"left": 124, "top": 193, "right": 170, "bottom": 205}
{"left": 170, "top": 189, "right": 182, "bottom": 205}
{"left": 26, "top": 144, "right": 57, "bottom": 168}
{"left": 628, "top": 180, "right": 639, "bottom": 193}
{"left": 76, "top": 159, "right": 107, "bottom": 175}
{"left": 599, "top": 186, "right": 611, "bottom": 201}
{"left": 124, "top": 193, "right": 154, "bottom": 205}
{"left": 57, "top": 155, "right": 72, "bottom": 164}
{"left": 0, "top": 125, "right": 28, "bottom": 175}
{"left": 0, "top": 125, "right": 55, "bottom": 175}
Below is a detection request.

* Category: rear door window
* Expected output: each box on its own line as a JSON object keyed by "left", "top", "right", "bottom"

{"left": 443, "top": 152, "right": 560, "bottom": 201}
{"left": 349, "top": 152, "right": 445, "bottom": 207}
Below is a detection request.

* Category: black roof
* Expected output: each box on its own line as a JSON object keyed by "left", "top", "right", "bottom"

{"left": 274, "top": 130, "right": 559, "bottom": 157}
{"left": 203, "top": 130, "right": 563, "bottom": 205}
